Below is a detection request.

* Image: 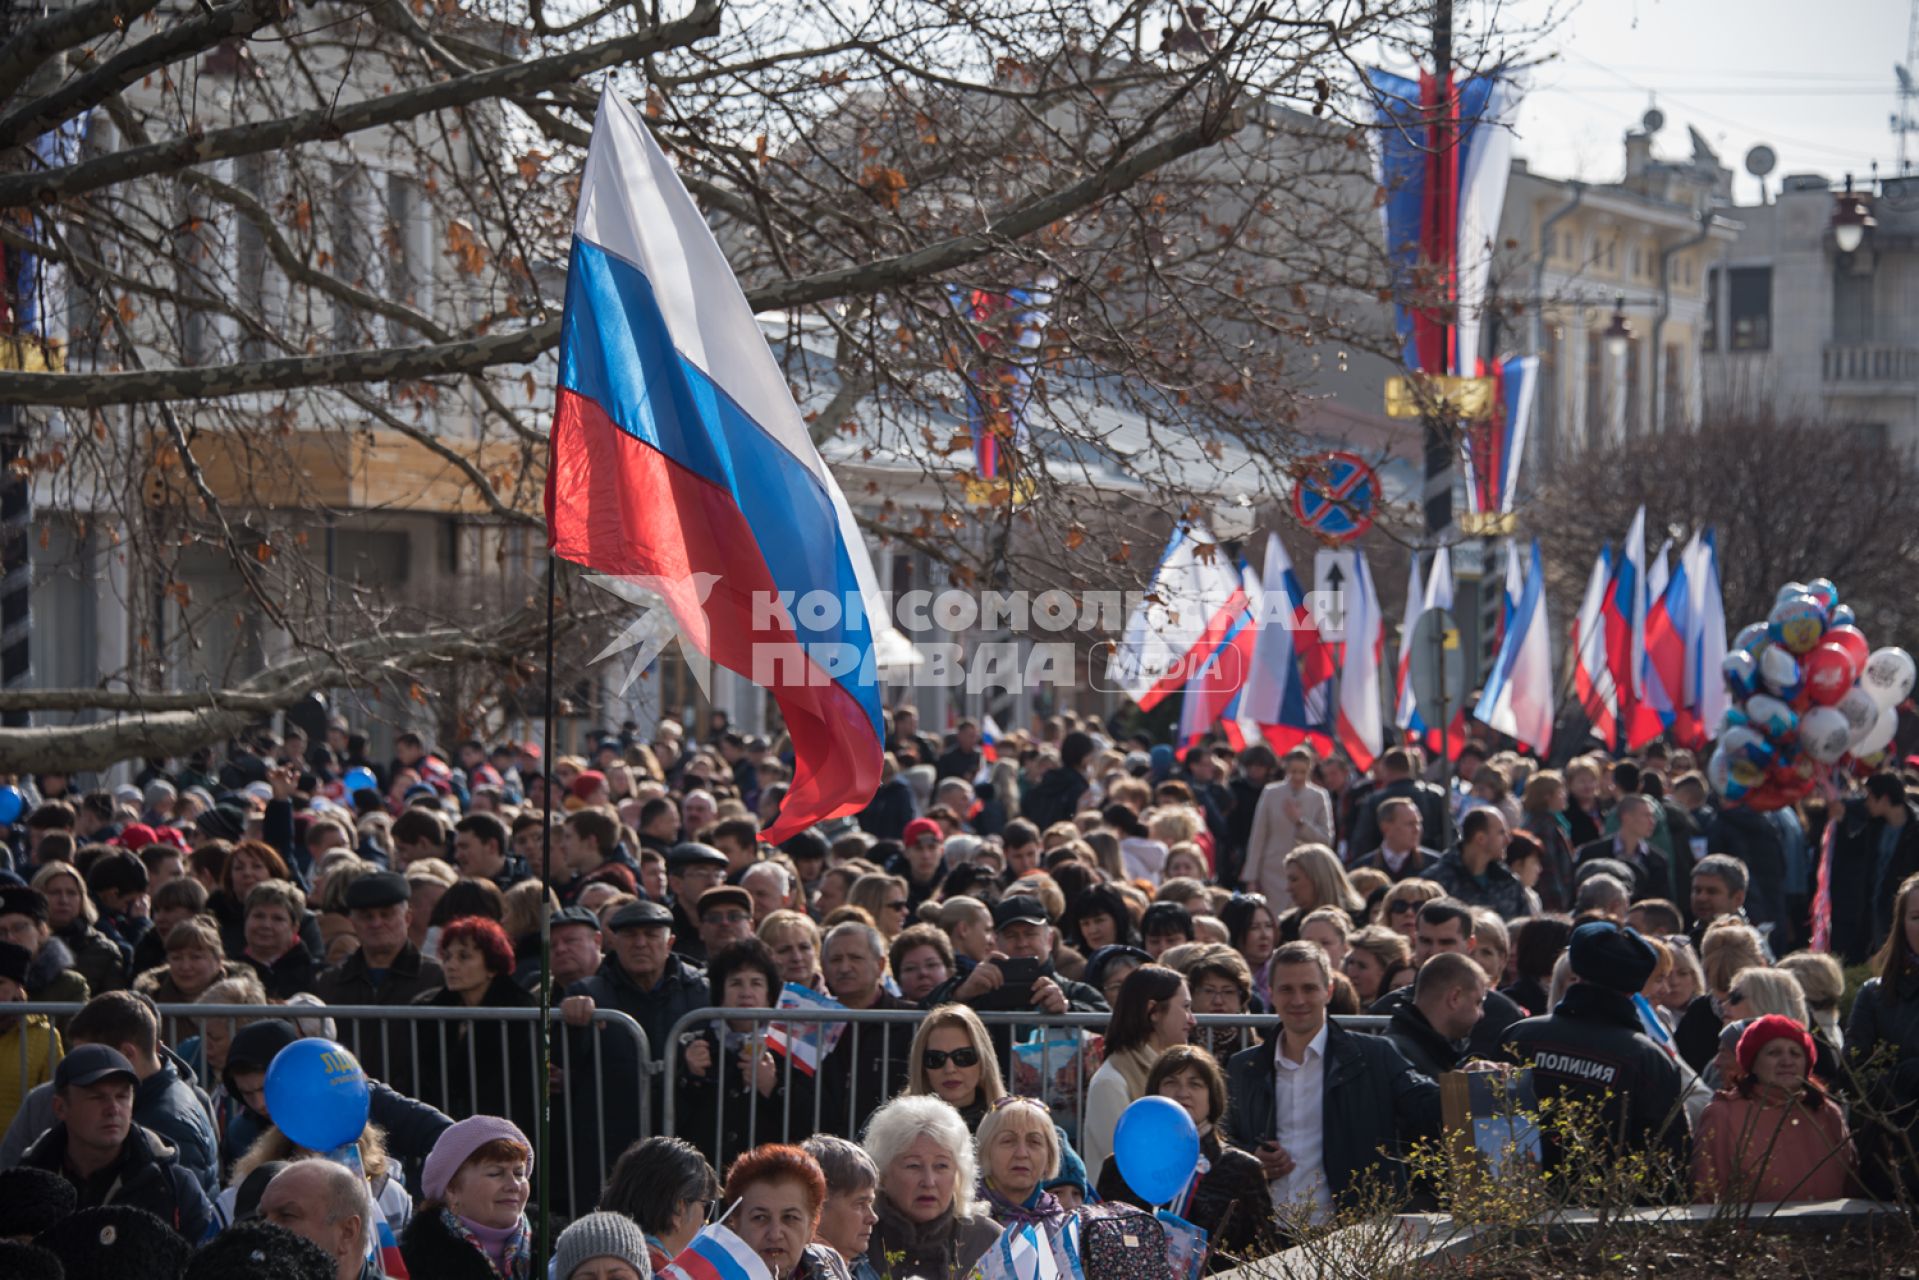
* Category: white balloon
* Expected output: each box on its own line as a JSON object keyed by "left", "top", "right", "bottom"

{"left": 1839, "top": 686, "right": 1880, "bottom": 738}
{"left": 1759, "top": 645, "right": 1803, "bottom": 696}
{"left": 1862, "top": 646, "right": 1917, "bottom": 709}
{"left": 1775, "top": 582, "right": 1810, "bottom": 606}
{"left": 1800, "top": 706, "right": 1852, "bottom": 763}
{"left": 1746, "top": 694, "right": 1798, "bottom": 740}
{"left": 1856, "top": 703, "right": 1899, "bottom": 757}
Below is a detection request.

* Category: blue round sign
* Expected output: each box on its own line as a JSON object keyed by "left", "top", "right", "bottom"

{"left": 1291, "top": 451, "right": 1378, "bottom": 543}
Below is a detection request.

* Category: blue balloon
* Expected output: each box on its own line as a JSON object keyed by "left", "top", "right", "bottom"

{"left": 264, "top": 1038, "right": 370, "bottom": 1152}
{"left": 1830, "top": 604, "right": 1857, "bottom": 628}
{"left": 0, "top": 785, "right": 23, "bottom": 825}
{"left": 1113, "top": 1096, "right": 1200, "bottom": 1205}
{"left": 342, "top": 766, "right": 379, "bottom": 796}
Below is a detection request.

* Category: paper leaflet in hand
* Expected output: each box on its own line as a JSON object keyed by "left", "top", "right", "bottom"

{"left": 763, "top": 983, "right": 845, "bottom": 1076}
{"left": 1440, "top": 1068, "right": 1542, "bottom": 1180}
{"left": 659, "top": 1222, "right": 775, "bottom": 1280}
{"left": 1011, "top": 1030, "right": 1097, "bottom": 1143}
{"left": 1156, "top": 1210, "right": 1208, "bottom": 1280}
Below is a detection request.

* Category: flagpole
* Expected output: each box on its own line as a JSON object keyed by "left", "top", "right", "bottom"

{"left": 537, "top": 551, "right": 556, "bottom": 1265}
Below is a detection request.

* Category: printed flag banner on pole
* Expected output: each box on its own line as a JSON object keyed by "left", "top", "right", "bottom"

{"left": 545, "top": 88, "right": 884, "bottom": 841}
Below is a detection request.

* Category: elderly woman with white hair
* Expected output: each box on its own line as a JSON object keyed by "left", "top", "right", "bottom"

{"left": 974, "top": 1096, "right": 1070, "bottom": 1231}
{"left": 862, "top": 1095, "right": 1000, "bottom": 1280}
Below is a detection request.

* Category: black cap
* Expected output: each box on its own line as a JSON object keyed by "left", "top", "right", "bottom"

{"left": 39, "top": 1206, "right": 189, "bottom": 1280}
{"left": 666, "top": 842, "right": 729, "bottom": 872}
{"left": 0, "top": 1166, "right": 78, "bottom": 1238}
{"left": 53, "top": 1045, "right": 138, "bottom": 1092}
{"left": 183, "top": 1219, "right": 332, "bottom": 1280}
{"left": 607, "top": 900, "right": 674, "bottom": 931}
{"left": 0, "top": 939, "right": 29, "bottom": 987}
{"left": 343, "top": 872, "right": 409, "bottom": 911}
{"left": 550, "top": 905, "right": 603, "bottom": 932}
{"left": 0, "top": 884, "right": 48, "bottom": 922}
{"left": 1568, "top": 921, "right": 1658, "bottom": 994}
{"left": 232, "top": 1160, "right": 291, "bottom": 1222}
{"left": 0, "top": 1241, "right": 61, "bottom": 1280}
{"left": 195, "top": 804, "right": 250, "bottom": 842}
{"left": 993, "top": 895, "right": 1049, "bottom": 929}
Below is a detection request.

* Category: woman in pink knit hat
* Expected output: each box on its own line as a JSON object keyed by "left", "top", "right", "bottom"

{"left": 1692, "top": 1014, "right": 1856, "bottom": 1203}
{"left": 400, "top": 1115, "right": 535, "bottom": 1280}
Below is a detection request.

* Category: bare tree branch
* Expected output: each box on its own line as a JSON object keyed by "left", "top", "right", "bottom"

{"left": 0, "top": 0, "right": 160, "bottom": 102}
{"left": 0, "top": 0, "right": 723, "bottom": 206}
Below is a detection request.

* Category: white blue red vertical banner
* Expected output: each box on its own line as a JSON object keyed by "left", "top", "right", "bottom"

{"left": 947, "top": 279, "right": 1054, "bottom": 479}
{"left": 545, "top": 89, "right": 884, "bottom": 841}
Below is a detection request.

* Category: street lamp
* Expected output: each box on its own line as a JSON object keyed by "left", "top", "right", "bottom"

{"left": 1832, "top": 174, "right": 1875, "bottom": 254}
{"left": 1603, "top": 295, "right": 1632, "bottom": 360}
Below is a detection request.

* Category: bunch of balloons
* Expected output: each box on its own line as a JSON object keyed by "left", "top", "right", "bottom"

{"left": 1713, "top": 578, "right": 1913, "bottom": 811}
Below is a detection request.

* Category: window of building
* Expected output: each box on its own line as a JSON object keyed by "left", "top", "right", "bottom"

{"left": 1833, "top": 270, "right": 1873, "bottom": 344}
{"left": 1703, "top": 267, "right": 1718, "bottom": 352}
{"left": 1630, "top": 246, "right": 1642, "bottom": 278}
{"left": 1663, "top": 343, "right": 1685, "bottom": 431}
{"left": 1560, "top": 230, "right": 1573, "bottom": 261}
{"left": 1605, "top": 238, "right": 1617, "bottom": 272}
{"left": 1728, "top": 266, "right": 1771, "bottom": 351}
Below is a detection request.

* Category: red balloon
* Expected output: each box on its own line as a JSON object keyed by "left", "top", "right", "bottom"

{"left": 1803, "top": 642, "right": 1856, "bottom": 706}
{"left": 1744, "top": 783, "right": 1789, "bottom": 812}
{"left": 1826, "top": 624, "right": 1870, "bottom": 676}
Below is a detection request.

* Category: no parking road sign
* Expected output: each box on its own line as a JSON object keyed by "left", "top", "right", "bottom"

{"left": 1290, "top": 451, "right": 1377, "bottom": 543}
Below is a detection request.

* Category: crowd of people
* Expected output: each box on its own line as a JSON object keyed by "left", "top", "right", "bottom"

{"left": 0, "top": 707, "right": 1916, "bottom": 1280}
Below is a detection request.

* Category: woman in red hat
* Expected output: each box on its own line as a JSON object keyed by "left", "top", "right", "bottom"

{"left": 1693, "top": 1013, "right": 1855, "bottom": 1202}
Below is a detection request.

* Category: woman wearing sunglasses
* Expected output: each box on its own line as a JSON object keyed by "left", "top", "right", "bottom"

{"left": 904, "top": 1006, "right": 1090, "bottom": 1205}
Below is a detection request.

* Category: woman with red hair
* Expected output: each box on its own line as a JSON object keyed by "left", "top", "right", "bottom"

{"left": 722, "top": 1144, "right": 853, "bottom": 1280}
{"left": 414, "top": 912, "right": 541, "bottom": 1133}
{"left": 1693, "top": 1014, "right": 1855, "bottom": 1203}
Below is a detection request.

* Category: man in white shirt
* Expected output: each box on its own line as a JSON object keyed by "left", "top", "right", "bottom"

{"left": 1224, "top": 942, "right": 1441, "bottom": 1227}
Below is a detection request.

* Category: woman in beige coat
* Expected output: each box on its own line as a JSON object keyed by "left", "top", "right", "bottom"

{"left": 1241, "top": 748, "right": 1334, "bottom": 908}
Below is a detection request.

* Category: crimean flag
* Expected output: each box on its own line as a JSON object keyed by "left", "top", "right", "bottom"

{"left": 545, "top": 89, "right": 884, "bottom": 841}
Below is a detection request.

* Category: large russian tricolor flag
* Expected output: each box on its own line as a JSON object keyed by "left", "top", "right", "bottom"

{"left": 1115, "top": 523, "right": 1242, "bottom": 712}
{"left": 546, "top": 89, "right": 884, "bottom": 841}
{"left": 1571, "top": 544, "right": 1618, "bottom": 748}
{"left": 1239, "top": 533, "right": 1333, "bottom": 756}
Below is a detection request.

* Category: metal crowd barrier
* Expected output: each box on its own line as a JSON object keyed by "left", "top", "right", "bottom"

{"left": 658, "top": 1007, "right": 1389, "bottom": 1164}
{"left": 6, "top": 1001, "right": 650, "bottom": 1221}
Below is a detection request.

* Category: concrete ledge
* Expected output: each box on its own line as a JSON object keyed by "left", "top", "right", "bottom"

{"left": 1213, "top": 1199, "right": 1902, "bottom": 1279}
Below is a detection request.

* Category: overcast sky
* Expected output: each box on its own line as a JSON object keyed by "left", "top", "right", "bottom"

{"left": 1454, "top": 0, "right": 1911, "bottom": 204}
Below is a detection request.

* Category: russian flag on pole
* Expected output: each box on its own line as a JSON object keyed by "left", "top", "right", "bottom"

{"left": 1179, "top": 559, "right": 1261, "bottom": 749}
{"left": 1115, "top": 523, "right": 1242, "bottom": 712}
{"left": 1690, "top": 530, "right": 1729, "bottom": 740}
{"left": 1643, "top": 546, "right": 1689, "bottom": 724}
{"left": 1571, "top": 545, "right": 1618, "bottom": 748}
{"left": 546, "top": 90, "right": 884, "bottom": 842}
{"left": 1603, "top": 507, "right": 1662, "bottom": 751}
{"left": 1473, "top": 539, "right": 1553, "bottom": 754}
{"left": 1239, "top": 534, "right": 1333, "bottom": 756}
{"left": 1335, "top": 549, "right": 1386, "bottom": 771}
{"left": 660, "top": 1224, "right": 774, "bottom": 1280}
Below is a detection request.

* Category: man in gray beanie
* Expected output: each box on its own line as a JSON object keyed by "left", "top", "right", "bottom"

{"left": 552, "top": 1211, "right": 653, "bottom": 1280}
{"left": 1503, "top": 921, "right": 1688, "bottom": 1177}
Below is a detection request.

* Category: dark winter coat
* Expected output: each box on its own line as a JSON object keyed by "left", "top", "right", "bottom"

{"left": 135, "top": 1055, "right": 220, "bottom": 1198}
{"left": 399, "top": 1206, "right": 531, "bottom": 1280}
{"left": 1223, "top": 1018, "right": 1441, "bottom": 1207}
{"left": 411, "top": 975, "right": 543, "bottom": 1136}
{"left": 857, "top": 777, "right": 917, "bottom": 842}
{"left": 55, "top": 920, "right": 129, "bottom": 995}
{"left": 1385, "top": 1001, "right": 1469, "bottom": 1080}
{"left": 1370, "top": 983, "right": 1525, "bottom": 1064}
{"left": 311, "top": 940, "right": 446, "bottom": 1091}
{"left": 566, "top": 952, "right": 710, "bottom": 1054}
{"left": 1019, "top": 766, "right": 1090, "bottom": 831}
{"left": 677, "top": 1024, "right": 820, "bottom": 1173}
{"left": 1424, "top": 848, "right": 1537, "bottom": 920}
{"left": 1825, "top": 799, "right": 1919, "bottom": 965}
{"left": 22, "top": 1122, "right": 212, "bottom": 1241}
{"left": 1502, "top": 983, "right": 1689, "bottom": 1175}
{"left": 1348, "top": 778, "right": 1451, "bottom": 866}
{"left": 1574, "top": 835, "right": 1672, "bottom": 904}
{"left": 1096, "top": 1130, "right": 1275, "bottom": 1266}
{"left": 1706, "top": 805, "right": 1789, "bottom": 931}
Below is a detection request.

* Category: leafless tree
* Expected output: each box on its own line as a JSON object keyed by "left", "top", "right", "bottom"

{"left": 1528, "top": 412, "right": 1919, "bottom": 650}
{"left": 0, "top": 0, "right": 1532, "bottom": 764}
